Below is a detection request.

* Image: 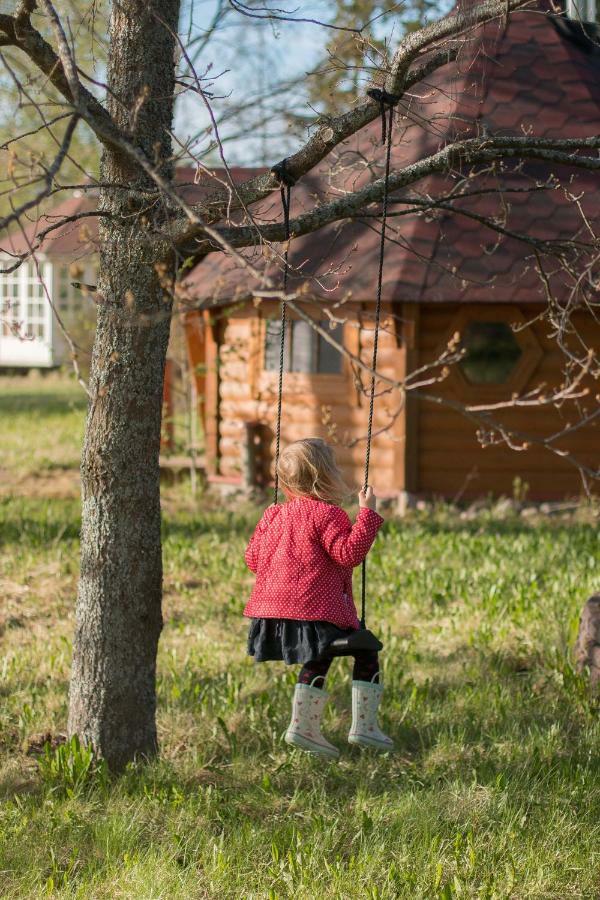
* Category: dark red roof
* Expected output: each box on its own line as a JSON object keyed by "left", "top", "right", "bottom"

{"left": 3, "top": 9, "right": 598, "bottom": 308}
{"left": 0, "top": 192, "right": 99, "bottom": 258}
{"left": 416, "top": 7, "right": 600, "bottom": 304}
{"left": 186, "top": 4, "right": 600, "bottom": 306}
{"left": 0, "top": 166, "right": 266, "bottom": 257}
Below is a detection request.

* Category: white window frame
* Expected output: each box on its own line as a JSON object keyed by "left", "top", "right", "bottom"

{"left": 56, "top": 262, "right": 78, "bottom": 316}
{"left": 23, "top": 261, "right": 50, "bottom": 340}
{"left": 0, "top": 258, "right": 53, "bottom": 346}
{"left": 0, "top": 264, "right": 22, "bottom": 338}
{"left": 566, "top": 0, "right": 597, "bottom": 22}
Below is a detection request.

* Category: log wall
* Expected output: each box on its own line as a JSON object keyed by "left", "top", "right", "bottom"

{"left": 416, "top": 304, "right": 600, "bottom": 500}
{"left": 211, "top": 301, "right": 406, "bottom": 494}
{"left": 193, "top": 301, "right": 599, "bottom": 500}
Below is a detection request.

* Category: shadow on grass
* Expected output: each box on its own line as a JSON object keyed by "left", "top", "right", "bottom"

{"left": 10, "top": 502, "right": 594, "bottom": 552}
{"left": 0, "top": 509, "right": 81, "bottom": 548}
{"left": 388, "top": 515, "right": 598, "bottom": 540}
{"left": 162, "top": 513, "right": 257, "bottom": 542}
{"left": 150, "top": 639, "right": 598, "bottom": 804}
{"left": 3, "top": 648, "right": 599, "bottom": 830}
{"left": 0, "top": 390, "right": 87, "bottom": 418}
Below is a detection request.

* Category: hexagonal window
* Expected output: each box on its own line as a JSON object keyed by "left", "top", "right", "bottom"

{"left": 459, "top": 320, "right": 522, "bottom": 385}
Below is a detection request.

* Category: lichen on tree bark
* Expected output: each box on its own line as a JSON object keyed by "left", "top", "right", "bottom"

{"left": 67, "top": 0, "right": 180, "bottom": 771}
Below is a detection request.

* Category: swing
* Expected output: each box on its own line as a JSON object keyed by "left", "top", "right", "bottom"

{"left": 270, "top": 89, "right": 398, "bottom": 659}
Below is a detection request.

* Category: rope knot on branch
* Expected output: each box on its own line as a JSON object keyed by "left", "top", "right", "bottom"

{"left": 367, "top": 88, "right": 401, "bottom": 145}
{"left": 270, "top": 159, "right": 296, "bottom": 188}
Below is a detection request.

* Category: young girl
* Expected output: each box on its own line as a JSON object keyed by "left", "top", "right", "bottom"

{"left": 244, "top": 437, "right": 394, "bottom": 759}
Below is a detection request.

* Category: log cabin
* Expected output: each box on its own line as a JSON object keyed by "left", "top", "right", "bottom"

{"left": 181, "top": 1, "right": 600, "bottom": 502}
{"left": 1, "top": 2, "right": 598, "bottom": 502}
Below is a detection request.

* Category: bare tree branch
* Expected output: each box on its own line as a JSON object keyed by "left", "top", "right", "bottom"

{"left": 176, "top": 134, "right": 600, "bottom": 258}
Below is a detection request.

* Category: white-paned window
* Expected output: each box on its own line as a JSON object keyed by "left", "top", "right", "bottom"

{"left": 0, "top": 267, "right": 21, "bottom": 337}
{"left": 57, "top": 264, "right": 75, "bottom": 313}
{"left": 24, "top": 262, "right": 47, "bottom": 339}
{"left": 0, "top": 260, "right": 51, "bottom": 342}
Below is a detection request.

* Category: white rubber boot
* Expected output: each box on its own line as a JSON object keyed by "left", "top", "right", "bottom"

{"left": 284, "top": 683, "right": 340, "bottom": 759}
{"left": 348, "top": 677, "right": 394, "bottom": 751}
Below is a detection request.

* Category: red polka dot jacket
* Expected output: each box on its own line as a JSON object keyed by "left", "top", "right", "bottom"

{"left": 243, "top": 497, "right": 384, "bottom": 629}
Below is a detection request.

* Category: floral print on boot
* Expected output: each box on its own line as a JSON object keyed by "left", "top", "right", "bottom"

{"left": 348, "top": 677, "right": 394, "bottom": 751}
{"left": 284, "top": 683, "right": 340, "bottom": 759}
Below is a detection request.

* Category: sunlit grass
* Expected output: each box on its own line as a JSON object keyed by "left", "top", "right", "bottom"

{"left": 1, "top": 377, "right": 600, "bottom": 898}
{"left": 0, "top": 374, "right": 86, "bottom": 478}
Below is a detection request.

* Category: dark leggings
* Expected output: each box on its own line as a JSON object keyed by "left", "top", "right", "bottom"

{"left": 298, "top": 651, "right": 379, "bottom": 688}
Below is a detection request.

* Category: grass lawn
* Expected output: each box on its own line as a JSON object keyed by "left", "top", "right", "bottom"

{"left": 1, "top": 374, "right": 600, "bottom": 898}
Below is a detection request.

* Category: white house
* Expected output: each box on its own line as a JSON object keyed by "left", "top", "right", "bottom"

{"left": 0, "top": 167, "right": 233, "bottom": 370}
{"left": 0, "top": 189, "right": 98, "bottom": 369}
{"left": 0, "top": 256, "right": 98, "bottom": 368}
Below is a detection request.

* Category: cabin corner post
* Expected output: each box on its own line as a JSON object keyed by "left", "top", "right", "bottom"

{"left": 395, "top": 302, "right": 420, "bottom": 512}
{"left": 203, "top": 309, "right": 222, "bottom": 476}
{"left": 183, "top": 311, "right": 207, "bottom": 429}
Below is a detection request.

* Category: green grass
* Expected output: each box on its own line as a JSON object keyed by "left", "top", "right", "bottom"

{"left": 1, "top": 376, "right": 600, "bottom": 898}
{"left": 0, "top": 374, "right": 87, "bottom": 477}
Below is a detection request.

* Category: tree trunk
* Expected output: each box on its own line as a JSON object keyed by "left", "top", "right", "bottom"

{"left": 68, "top": 0, "right": 180, "bottom": 770}
{"left": 574, "top": 595, "right": 600, "bottom": 689}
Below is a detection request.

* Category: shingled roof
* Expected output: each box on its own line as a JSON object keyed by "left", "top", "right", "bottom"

{"left": 186, "top": 1, "right": 600, "bottom": 307}
{"left": 3, "top": 4, "right": 598, "bottom": 308}
{"left": 0, "top": 191, "right": 99, "bottom": 259}
{"left": 415, "top": 4, "right": 600, "bottom": 304}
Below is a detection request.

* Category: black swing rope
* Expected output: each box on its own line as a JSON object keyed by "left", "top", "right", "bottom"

{"left": 272, "top": 89, "right": 398, "bottom": 629}
{"left": 271, "top": 160, "right": 294, "bottom": 505}
{"left": 359, "top": 87, "right": 399, "bottom": 628}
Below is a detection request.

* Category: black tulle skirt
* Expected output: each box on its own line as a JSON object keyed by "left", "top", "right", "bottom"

{"left": 247, "top": 617, "right": 356, "bottom": 665}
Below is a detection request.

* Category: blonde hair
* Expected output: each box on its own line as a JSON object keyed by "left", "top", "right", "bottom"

{"left": 277, "top": 438, "right": 350, "bottom": 506}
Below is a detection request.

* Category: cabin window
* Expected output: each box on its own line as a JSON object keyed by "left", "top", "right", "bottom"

{"left": 264, "top": 318, "right": 343, "bottom": 374}
{"left": 459, "top": 320, "right": 522, "bottom": 385}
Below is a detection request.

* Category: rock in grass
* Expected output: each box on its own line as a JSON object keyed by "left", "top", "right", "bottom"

{"left": 574, "top": 595, "right": 600, "bottom": 687}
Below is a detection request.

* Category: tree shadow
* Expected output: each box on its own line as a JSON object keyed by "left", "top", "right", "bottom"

{"left": 162, "top": 514, "right": 256, "bottom": 542}
{"left": 0, "top": 511, "right": 81, "bottom": 547}
{"left": 2, "top": 645, "right": 598, "bottom": 839}
{"left": 0, "top": 391, "right": 87, "bottom": 418}
{"left": 395, "top": 515, "right": 597, "bottom": 541}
